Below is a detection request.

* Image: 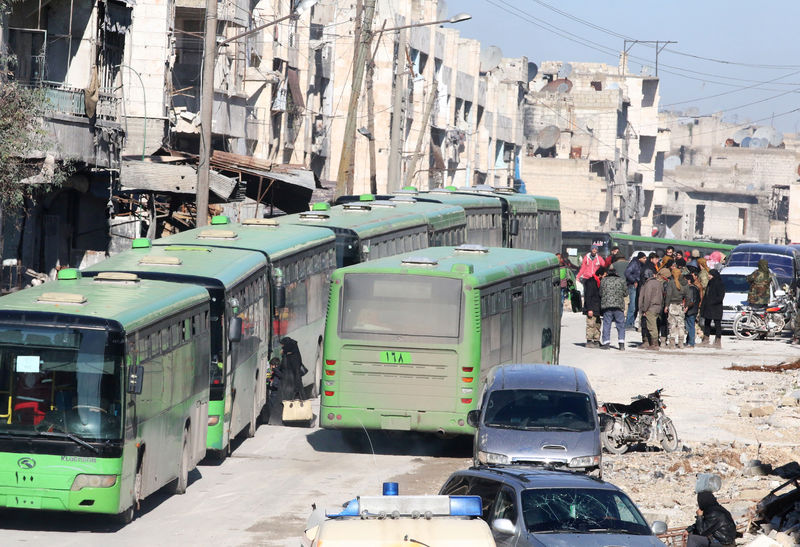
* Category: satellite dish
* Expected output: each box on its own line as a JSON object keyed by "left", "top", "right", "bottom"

{"left": 753, "top": 126, "right": 783, "bottom": 147}
{"left": 740, "top": 137, "right": 752, "bottom": 148}
{"left": 732, "top": 129, "right": 749, "bottom": 145}
{"left": 542, "top": 78, "right": 573, "bottom": 93}
{"left": 557, "top": 63, "right": 573, "bottom": 79}
{"left": 436, "top": 0, "right": 448, "bottom": 21}
{"left": 770, "top": 131, "right": 784, "bottom": 147}
{"left": 663, "top": 156, "right": 681, "bottom": 170}
{"left": 750, "top": 137, "right": 768, "bottom": 149}
{"left": 537, "top": 125, "right": 561, "bottom": 149}
{"left": 527, "top": 62, "right": 538, "bottom": 82}
{"left": 479, "top": 45, "right": 502, "bottom": 73}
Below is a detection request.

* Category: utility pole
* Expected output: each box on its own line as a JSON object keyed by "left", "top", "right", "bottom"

{"left": 196, "top": 0, "right": 218, "bottom": 227}
{"left": 334, "top": 0, "right": 376, "bottom": 198}
{"left": 364, "top": 21, "right": 386, "bottom": 195}
{"left": 404, "top": 79, "right": 437, "bottom": 188}
{"left": 622, "top": 39, "right": 676, "bottom": 77}
{"left": 386, "top": 27, "right": 407, "bottom": 193}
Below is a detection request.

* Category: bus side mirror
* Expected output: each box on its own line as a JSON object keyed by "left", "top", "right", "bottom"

{"left": 228, "top": 316, "right": 243, "bottom": 343}
{"left": 127, "top": 365, "right": 144, "bottom": 394}
{"left": 274, "top": 286, "right": 286, "bottom": 309}
{"left": 509, "top": 218, "right": 520, "bottom": 236}
{"left": 467, "top": 409, "right": 481, "bottom": 428}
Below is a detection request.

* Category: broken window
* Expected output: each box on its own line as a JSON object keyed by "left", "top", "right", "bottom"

{"left": 695, "top": 204, "right": 705, "bottom": 236}
{"left": 738, "top": 208, "right": 748, "bottom": 236}
{"left": 521, "top": 488, "right": 651, "bottom": 534}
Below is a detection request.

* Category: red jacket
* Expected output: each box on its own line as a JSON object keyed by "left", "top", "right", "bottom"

{"left": 577, "top": 253, "right": 604, "bottom": 281}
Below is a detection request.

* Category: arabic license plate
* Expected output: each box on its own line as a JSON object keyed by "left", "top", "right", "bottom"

{"left": 379, "top": 351, "right": 412, "bottom": 364}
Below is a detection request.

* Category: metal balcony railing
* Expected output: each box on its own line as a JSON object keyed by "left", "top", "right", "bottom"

{"left": 38, "top": 82, "right": 119, "bottom": 122}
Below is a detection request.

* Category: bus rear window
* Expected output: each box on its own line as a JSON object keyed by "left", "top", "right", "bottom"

{"left": 340, "top": 274, "right": 462, "bottom": 338}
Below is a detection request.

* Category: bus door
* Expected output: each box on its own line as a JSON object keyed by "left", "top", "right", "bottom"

{"left": 511, "top": 290, "right": 524, "bottom": 362}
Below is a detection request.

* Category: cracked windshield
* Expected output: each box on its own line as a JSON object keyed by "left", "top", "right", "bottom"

{"left": 0, "top": 326, "right": 123, "bottom": 441}
{"left": 484, "top": 389, "right": 594, "bottom": 431}
{"left": 522, "top": 487, "right": 651, "bottom": 534}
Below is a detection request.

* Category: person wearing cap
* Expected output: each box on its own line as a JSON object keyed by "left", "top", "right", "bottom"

{"left": 624, "top": 252, "right": 647, "bottom": 328}
{"left": 577, "top": 246, "right": 604, "bottom": 285}
{"left": 688, "top": 249, "right": 700, "bottom": 270}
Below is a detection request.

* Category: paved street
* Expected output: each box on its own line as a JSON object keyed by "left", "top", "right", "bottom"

{"left": 1, "top": 313, "right": 798, "bottom": 546}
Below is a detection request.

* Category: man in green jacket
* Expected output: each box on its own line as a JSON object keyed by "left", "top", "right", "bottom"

{"left": 746, "top": 259, "right": 771, "bottom": 307}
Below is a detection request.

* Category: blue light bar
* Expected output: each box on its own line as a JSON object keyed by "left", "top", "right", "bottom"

{"left": 449, "top": 496, "right": 482, "bottom": 517}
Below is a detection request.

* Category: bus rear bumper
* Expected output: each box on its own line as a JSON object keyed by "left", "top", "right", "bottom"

{"left": 0, "top": 482, "right": 122, "bottom": 514}
{"left": 320, "top": 406, "right": 475, "bottom": 435}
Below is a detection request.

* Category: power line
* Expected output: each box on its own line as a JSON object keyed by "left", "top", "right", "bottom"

{"left": 526, "top": 0, "right": 800, "bottom": 70}
{"left": 662, "top": 71, "right": 800, "bottom": 108}
{"left": 488, "top": 0, "right": 800, "bottom": 90}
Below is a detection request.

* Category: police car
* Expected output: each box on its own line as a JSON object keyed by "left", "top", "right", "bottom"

{"left": 305, "top": 482, "right": 496, "bottom": 546}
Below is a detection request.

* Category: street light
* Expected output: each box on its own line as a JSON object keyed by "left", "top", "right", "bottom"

{"left": 197, "top": 0, "right": 318, "bottom": 226}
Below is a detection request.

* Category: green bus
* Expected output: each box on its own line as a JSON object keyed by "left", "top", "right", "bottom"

{"left": 152, "top": 217, "right": 337, "bottom": 397}
{"left": 358, "top": 195, "right": 468, "bottom": 247}
{"left": 0, "top": 271, "right": 211, "bottom": 522}
{"left": 320, "top": 245, "right": 560, "bottom": 435}
{"left": 84, "top": 242, "right": 269, "bottom": 459}
{"left": 562, "top": 231, "right": 735, "bottom": 266}
{"left": 284, "top": 202, "right": 433, "bottom": 267}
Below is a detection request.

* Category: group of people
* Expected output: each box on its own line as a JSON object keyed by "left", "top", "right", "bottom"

{"left": 575, "top": 245, "right": 728, "bottom": 351}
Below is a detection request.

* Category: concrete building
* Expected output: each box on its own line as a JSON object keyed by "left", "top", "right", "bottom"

{"left": 657, "top": 113, "right": 800, "bottom": 244}
{"left": 520, "top": 57, "right": 662, "bottom": 233}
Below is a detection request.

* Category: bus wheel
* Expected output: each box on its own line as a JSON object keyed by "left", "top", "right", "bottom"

{"left": 169, "top": 427, "right": 190, "bottom": 495}
{"left": 115, "top": 505, "right": 134, "bottom": 525}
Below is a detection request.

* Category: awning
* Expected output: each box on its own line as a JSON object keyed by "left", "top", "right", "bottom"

{"left": 210, "top": 150, "right": 314, "bottom": 213}
{"left": 119, "top": 159, "right": 237, "bottom": 200}
{"left": 286, "top": 67, "right": 305, "bottom": 110}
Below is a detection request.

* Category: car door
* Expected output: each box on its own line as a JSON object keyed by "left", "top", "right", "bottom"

{"left": 467, "top": 477, "right": 503, "bottom": 522}
{"left": 489, "top": 485, "right": 521, "bottom": 546}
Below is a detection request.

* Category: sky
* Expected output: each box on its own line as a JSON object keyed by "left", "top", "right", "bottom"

{"left": 449, "top": 0, "right": 800, "bottom": 134}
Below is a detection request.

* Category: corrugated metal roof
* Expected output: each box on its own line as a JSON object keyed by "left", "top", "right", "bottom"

{"left": 119, "top": 160, "right": 237, "bottom": 199}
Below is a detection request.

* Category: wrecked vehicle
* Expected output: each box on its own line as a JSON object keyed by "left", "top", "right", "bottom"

{"left": 439, "top": 466, "right": 668, "bottom": 546}
{"left": 467, "top": 364, "right": 602, "bottom": 476}
{"left": 599, "top": 388, "right": 679, "bottom": 454}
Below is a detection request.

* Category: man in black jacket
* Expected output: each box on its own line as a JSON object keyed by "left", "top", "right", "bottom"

{"left": 685, "top": 491, "right": 737, "bottom": 546}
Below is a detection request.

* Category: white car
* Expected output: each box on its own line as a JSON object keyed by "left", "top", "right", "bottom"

{"left": 720, "top": 266, "right": 779, "bottom": 330}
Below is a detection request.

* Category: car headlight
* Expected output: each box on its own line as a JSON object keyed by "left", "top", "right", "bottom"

{"left": 477, "top": 451, "right": 510, "bottom": 465}
{"left": 569, "top": 455, "right": 601, "bottom": 468}
{"left": 71, "top": 474, "right": 117, "bottom": 491}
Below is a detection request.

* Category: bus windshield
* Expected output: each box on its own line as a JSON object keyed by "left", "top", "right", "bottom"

{"left": 0, "top": 325, "right": 123, "bottom": 441}
{"left": 340, "top": 273, "right": 462, "bottom": 338}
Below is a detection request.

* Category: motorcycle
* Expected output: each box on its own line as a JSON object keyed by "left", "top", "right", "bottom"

{"left": 733, "top": 289, "right": 797, "bottom": 340}
{"left": 598, "top": 388, "right": 679, "bottom": 455}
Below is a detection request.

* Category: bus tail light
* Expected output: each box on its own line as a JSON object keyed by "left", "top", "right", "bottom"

{"left": 462, "top": 367, "right": 474, "bottom": 373}
{"left": 208, "top": 415, "right": 220, "bottom": 426}
{"left": 324, "top": 391, "right": 334, "bottom": 397}
{"left": 325, "top": 370, "right": 335, "bottom": 376}
{"left": 71, "top": 474, "right": 117, "bottom": 491}
{"left": 461, "top": 398, "right": 472, "bottom": 404}
{"left": 326, "top": 360, "right": 336, "bottom": 366}
{"left": 461, "top": 377, "right": 473, "bottom": 383}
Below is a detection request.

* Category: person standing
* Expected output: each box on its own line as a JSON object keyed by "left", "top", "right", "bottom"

{"left": 746, "top": 259, "right": 771, "bottom": 307}
{"left": 700, "top": 270, "right": 726, "bottom": 348}
{"left": 659, "top": 246, "right": 675, "bottom": 270}
{"left": 273, "top": 337, "right": 307, "bottom": 425}
{"left": 685, "top": 491, "right": 737, "bottom": 547}
{"left": 577, "top": 246, "right": 604, "bottom": 285}
{"left": 604, "top": 246, "right": 621, "bottom": 267}
{"left": 555, "top": 253, "right": 572, "bottom": 315}
{"left": 684, "top": 272, "right": 701, "bottom": 348}
{"left": 639, "top": 269, "right": 664, "bottom": 350}
{"left": 625, "top": 252, "right": 647, "bottom": 328}
{"left": 582, "top": 266, "right": 603, "bottom": 348}
{"left": 664, "top": 268, "right": 690, "bottom": 349}
{"left": 599, "top": 265, "right": 627, "bottom": 350}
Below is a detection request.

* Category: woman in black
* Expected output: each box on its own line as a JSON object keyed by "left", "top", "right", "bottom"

{"left": 268, "top": 338, "right": 306, "bottom": 425}
{"left": 700, "top": 270, "right": 725, "bottom": 348}
{"left": 686, "top": 491, "right": 736, "bottom": 546}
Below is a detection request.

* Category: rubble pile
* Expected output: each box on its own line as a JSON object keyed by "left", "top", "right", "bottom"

{"left": 603, "top": 442, "right": 800, "bottom": 545}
